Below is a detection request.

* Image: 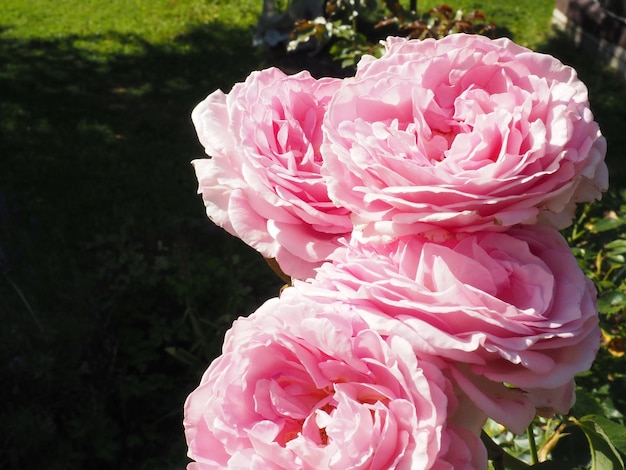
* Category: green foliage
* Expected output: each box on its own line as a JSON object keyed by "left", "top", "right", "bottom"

{"left": 287, "top": 0, "right": 496, "bottom": 68}
{"left": 284, "top": 0, "right": 556, "bottom": 68}
{"left": 415, "top": 0, "right": 555, "bottom": 49}
{"left": 566, "top": 192, "right": 626, "bottom": 443}
{"left": 575, "top": 415, "right": 625, "bottom": 469}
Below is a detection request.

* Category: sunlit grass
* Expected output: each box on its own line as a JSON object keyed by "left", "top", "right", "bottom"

{"left": 0, "top": 0, "right": 262, "bottom": 55}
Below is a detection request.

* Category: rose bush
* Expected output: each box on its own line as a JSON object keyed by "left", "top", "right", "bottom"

{"left": 321, "top": 34, "right": 608, "bottom": 241}
{"left": 186, "top": 33, "right": 610, "bottom": 466}
{"left": 294, "top": 225, "right": 600, "bottom": 433}
{"left": 184, "top": 288, "right": 488, "bottom": 469}
{"left": 192, "top": 67, "right": 352, "bottom": 279}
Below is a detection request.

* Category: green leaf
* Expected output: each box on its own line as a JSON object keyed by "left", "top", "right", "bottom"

{"left": 581, "top": 415, "right": 626, "bottom": 456}
{"left": 607, "top": 254, "right": 626, "bottom": 264}
{"left": 574, "top": 417, "right": 625, "bottom": 470}
{"left": 588, "top": 217, "right": 626, "bottom": 233}
{"left": 598, "top": 290, "right": 626, "bottom": 314}
{"left": 573, "top": 388, "right": 608, "bottom": 417}
{"left": 605, "top": 239, "right": 626, "bottom": 252}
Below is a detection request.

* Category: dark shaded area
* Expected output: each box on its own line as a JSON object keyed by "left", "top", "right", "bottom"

{"left": 0, "top": 23, "right": 284, "bottom": 470}
{"left": 551, "top": 424, "right": 592, "bottom": 467}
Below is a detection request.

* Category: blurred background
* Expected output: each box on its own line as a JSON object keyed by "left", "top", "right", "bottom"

{"left": 1, "top": 1, "right": 625, "bottom": 468}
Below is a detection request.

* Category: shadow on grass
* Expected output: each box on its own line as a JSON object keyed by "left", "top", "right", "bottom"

{"left": 0, "top": 22, "right": 284, "bottom": 470}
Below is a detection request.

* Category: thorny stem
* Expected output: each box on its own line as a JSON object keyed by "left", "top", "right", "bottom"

{"left": 537, "top": 422, "right": 568, "bottom": 462}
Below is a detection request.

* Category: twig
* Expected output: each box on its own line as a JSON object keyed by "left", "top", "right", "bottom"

{"left": 3, "top": 271, "right": 44, "bottom": 333}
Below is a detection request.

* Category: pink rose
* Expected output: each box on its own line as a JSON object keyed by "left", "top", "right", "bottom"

{"left": 295, "top": 226, "right": 600, "bottom": 433}
{"left": 192, "top": 67, "right": 352, "bottom": 279}
{"left": 321, "top": 34, "right": 608, "bottom": 241}
{"left": 184, "top": 288, "right": 487, "bottom": 469}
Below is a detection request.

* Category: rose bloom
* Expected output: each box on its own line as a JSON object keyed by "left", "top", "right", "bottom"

{"left": 192, "top": 67, "right": 351, "bottom": 280}
{"left": 294, "top": 225, "right": 600, "bottom": 433}
{"left": 321, "top": 34, "right": 608, "bottom": 241}
{"left": 184, "top": 288, "right": 488, "bottom": 469}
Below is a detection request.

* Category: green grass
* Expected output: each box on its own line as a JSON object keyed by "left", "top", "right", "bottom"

{"left": 1, "top": 1, "right": 283, "bottom": 469}
{"left": 1, "top": 0, "right": 259, "bottom": 40}
{"left": 1, "top": 1, "right": 625, "bottom": 468}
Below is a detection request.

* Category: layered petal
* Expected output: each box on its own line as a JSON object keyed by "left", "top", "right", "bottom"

{"left": 321, "top": 34, "right": 608, "bottom": 241}
{"left": 295, "top": 226, "right": 601, "bottom": 431}
{"left": 192, "top": 68, "right": 351, "bottom": 279}
{"left": 184, "top": 288, "right": 487, "bottom": 469}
